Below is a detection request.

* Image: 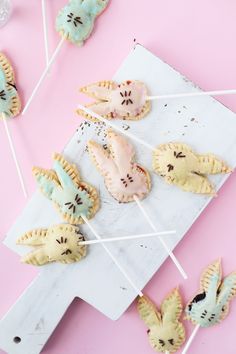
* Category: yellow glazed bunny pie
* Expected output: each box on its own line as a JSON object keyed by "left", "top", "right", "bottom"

{"left": 137, "top": 289, "right": 185, "bottom": 353}
{"left": 152, "top": 143, "right": 231, "bottom": 195}
{"left": 17, "top": 224, "right": 87, "bottom": 266}
{"left": 88, "top": 130, "right": 151, "bottom": 202}
{"left": 33, "top": 153, "right": 99, "bottom": 224}
{"left": 77, "top": 80, "right": 151, "bottom": 121}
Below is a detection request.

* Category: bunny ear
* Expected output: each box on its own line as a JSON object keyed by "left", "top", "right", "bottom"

{"left": 80, "top": 81, "right": 114, "bottom": 100}
{"left": 87, "top": 140, "right": 117, "bottom": 176}
{"left": 16, "top": 229, "right": 48, "bottom": 246}
{"left": 217, "top": 272, "right": 236, "bottom": 316}
{"left": 53, "top": 153, "right": 81, "bottom": 189}
{"left": 21, "top": 248, "right": 50, "bottom": 266}
{"left": 107, "top": 130, "right": 135, "bottom": 174}
{"left": 197, "top": 154, "right": 232, "bottom": 175}
{"left": 161, "top": 288, "right": 183, "bottom": 324}
{"left": 137, "top": 296, "right": 161, "bottom": 328}
{"left": 81, "top": 0, "right": 110, "bottom": 16}
{"left": 200, "top": 259, "right": 222, "bottom": 294}
{"left": 32, "top": 166, "right": 59, "bottom": 199}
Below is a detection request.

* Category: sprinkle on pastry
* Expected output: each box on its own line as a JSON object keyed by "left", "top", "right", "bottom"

{"left": 16, "top": 224, "right": 87, "bottom": 266}
{"left": 56, "top": 0, "right": 110, "bottom": 46}
{"left": 87, "top": 130, "right": 151, "bottom": 203}
{"left": 137, "top": 288, "right": 185, "bottom": 353}
{"left": 152, "top": 142, "right": 232, "bottom": 195}
{"left": 185, "top": 259, "right": 236, "bottom": 327}
{"left": 0, "top": 53, "right": 21, "bottom": 118}
{"left": 32, "top": 153, "right": 100, "bottom": 224}
{"left": 77, "top": 80, "right": 151, "bottom": 121}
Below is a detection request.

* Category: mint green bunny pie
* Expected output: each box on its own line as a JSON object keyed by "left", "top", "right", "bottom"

{"left": 185, "top": 259, "right": 236, "bottom": 327}
{"left": 33, "top": 153, "right": 100, "bottom": 224}
{"left": 0, "top": 52, "right": 21, "bottom": 118}
{"left": 56, "top": 0, "right": 110, "bottom": 46}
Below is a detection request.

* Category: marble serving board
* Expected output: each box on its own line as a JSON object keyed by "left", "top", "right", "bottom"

{"left": 1, "top": 44, "right": 236, "bottom": 354}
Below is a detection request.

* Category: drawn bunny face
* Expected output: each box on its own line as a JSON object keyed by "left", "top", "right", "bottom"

{"left": 88, "top": 130, "right": 151, "bottom": 203}
{"left": 33, "top": 153, "right": 99, "bottom": 224}
{"left": 153, "top": 143, "right": 231, "bottom": 195}
{"left": 77, "top": 80, "right": 151, "bottom": 121}
{"left": 56, "top": 0, "right": 110, "bottom": 46}
{"left": 0, "top": 53, "right": 21, "bottom": 118}
{"left": 186, "top": 260, "right": 236, "bottom": 327}
{"left": 17, "top": 224, "right": 87, "bottom": 266}
{"left": 138, "top": 289, "right": 185, "bottom": 353}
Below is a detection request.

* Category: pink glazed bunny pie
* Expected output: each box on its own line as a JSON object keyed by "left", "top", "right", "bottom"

{"left": 77, "top": 80, "right": 151, "bottom": 121}
{"left": 87, "top": 130, "right": 151, "bottom": 202}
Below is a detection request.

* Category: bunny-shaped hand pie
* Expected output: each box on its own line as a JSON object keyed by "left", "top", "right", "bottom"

{"left": 33, "top": 153, "right": 99, "bottom": 224}
{"left": 88, "top": 130, "right": 151, "bottom": 203}
{"left": 56, "top": 0, "right": 110, "bottom": 46}
{"left": 77, "top": 80, "right": 151, "bottom": 121}
{"left": 137, "top": 289, "right": 185, "bottom": 353}
{"left": 152, "top": 143, "right": 231, "bottom": 195}
{"left": 0, "top": 53, "right": 21, "bottom": 118}
{"left": 185, "top": 259, "right": 236, "bottom": 327}
{"left": 17, "top": 224, "right": 87, "bottom": 266}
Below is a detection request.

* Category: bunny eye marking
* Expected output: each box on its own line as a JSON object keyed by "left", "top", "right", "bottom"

{"left": 75, "top": 194, "right": 83, "bottom": 205}
{"left": 65, "top": 202, "right": 76, "bottom": 214}
{"left": 168, "top": 339, "right": 174, "bottom": 346}
{"left": 158, "top": 339, "right": 165, "bottom": 347}
{"left": 174, "top": 151, "right": 186, "bottom": 158}
{"left": 167, "top": 164, "right": 174, "bottom": 172}
{"left": 120, "top": 90, "right": 133, "bottom": 105}
{"left": 222, "top": 306, "right": 225, "bottom": 312}
{"left": 67, "top": 12, "right": 83, "bottom": 26}
{"left": 56, "top": 237, "right": 68, "bottom": 244}
{"left": 147, "top": 329, "right": 150, "bottom": 334}
{"left": 61, "top": 249, "right": 72, "bottom": 256}
{"left": 0, "top": 90, "right": 6, "bottom": 101}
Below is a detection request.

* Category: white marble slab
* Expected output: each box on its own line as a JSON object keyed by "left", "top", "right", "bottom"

{"left": 1, "top": 44, "right": 236, "bottom": 354}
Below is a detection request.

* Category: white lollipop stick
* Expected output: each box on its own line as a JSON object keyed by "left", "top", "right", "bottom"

{"left": 41, "top": 0, "right": 49, "bottom": 65}
{"left": 81, "top": 214, "right": 143, "bottom": 297}
{"left": 2, "top": 113, "right": 27, "bottom": 198}
{"left": 22, "top": 37, "right": 65, "bottom": 115}
{"left": 79, "top": 230, "right": 176, "bottom": 245}
{"left": 182, "top": 324, "right": 200, "bottom": 354}
{"left": 133, "top": 195, "right": 187, "bottom": 279}
{"left": 77, "top": 105, "right": 155, "bottom": 151}
{"left": 146, "top": 89, "right": 236, "bottom": 101}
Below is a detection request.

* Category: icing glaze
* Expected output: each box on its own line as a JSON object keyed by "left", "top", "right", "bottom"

{"left": 33, "top": 153, "right": 99, "bottom": 224}
{"left": 0, "top": 52, "right": 21, "bottom": 118}
{"left": 17, "top": 224, "right": 87, "bottom": 265}
{"left": 152, "top": 142, "right": 232, "bottom": 195}
{"left": 185, "top": 260, "right": 236, "bottom": 327}
{"left": 138, "top": 289, "right": 185, "bottom": 353}
{"left": 56, "top": 0, "right": 109, "bottom": 46}
{"left": 88, "top": 130, "right": 151, "bottom": 202}
{"left": 78, "top": 80, "right": 151, "bottom": 121}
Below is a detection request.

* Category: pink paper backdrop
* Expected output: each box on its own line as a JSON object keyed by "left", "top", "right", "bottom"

{"left": 1, "top": 0, "right": 236, "bottom": 353}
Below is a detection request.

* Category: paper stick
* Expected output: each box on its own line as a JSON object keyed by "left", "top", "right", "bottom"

{"left": 81, "top": 214, "right": 143, "bottom": 297}
{"left": 77, "top": 105, "right": 155, "bottom": 151}
{"left": 147, "top": 89, "right": 236, "bottom": 101}
{"left": 133, "top": 195, "right": 187, "bottom": 279}
{"left": 79, "top": 230, "right": 176, "bottom": 245}
{"left": 2, "top": 113, "right": 27, "bottom": 198}
{"left": 182, "top": 324, "right": 200, "bottom": 354}
{"left": 22, "top": 37, "right": 65, "bottom": 115}
{"left": 41, "top": 0, "right": 49, "bottom": 65}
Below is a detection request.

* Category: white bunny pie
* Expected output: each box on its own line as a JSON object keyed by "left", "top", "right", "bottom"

{"left": 17, "top": 224, "right": 87, "bottom": 266}
{"left": 138, "top": 289, "right": 185, "bottom": 353}
{"left": 88, "top": 130, "right": 151, "bottom": 202}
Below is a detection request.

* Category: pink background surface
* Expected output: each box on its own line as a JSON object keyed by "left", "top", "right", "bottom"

{"left": 1, "top": 0, "right": 236, "bottom": 353}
